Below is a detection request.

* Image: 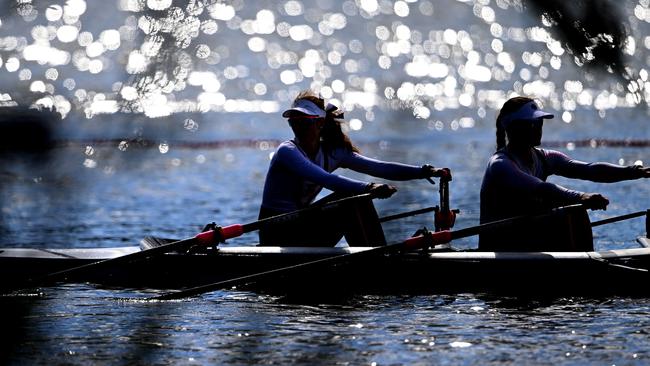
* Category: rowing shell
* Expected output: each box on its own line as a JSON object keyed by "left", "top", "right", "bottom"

{"left": 2, "top": 237, "right": 649, "bottom": 296}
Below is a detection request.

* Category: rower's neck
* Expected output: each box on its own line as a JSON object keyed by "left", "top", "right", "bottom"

{"left": 295, "top": 137, "right": 320, "bottom": 158}
{"left": 506, "top": 144, "right": 534, "bottom": 165}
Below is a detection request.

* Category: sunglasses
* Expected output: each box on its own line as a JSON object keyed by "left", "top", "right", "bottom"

{"left": 296, "top": 115, "right": 325, "bottom": 122}
{"left": 516, "top": 118, "right": 543, "bottom": 128}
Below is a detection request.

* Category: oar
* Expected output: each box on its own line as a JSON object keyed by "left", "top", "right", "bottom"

{"left": 15, "top": 193, "right": 375, "bottom": 290}
{"left": 591, "top": 210, "right": 647, "bottom": 227}
{"left": 378, "top": 206, "right": 436, "bottom": 223}
{"left": 587, "top": 209, "right": 650, "bottom": 273}
{"left": 148, "top": 204, "right": 588, "bottom": 301}
{"left": 143, "top": 206, "right": 439, "bottom": 247}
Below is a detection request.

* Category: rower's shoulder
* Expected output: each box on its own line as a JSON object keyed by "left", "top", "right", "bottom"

{"left": 277, "top": 140, "right": 296, "bottom": 149}
{"left": 487, "top": 150, "right": 509, "bottom": 165}
{"left": 270, "top": 141, "right": 302, "bottom": 164}
{"left": 536, "top": 147, "right": 570, "bottom": 162}
{"left": 485, "top": 151, "right": 516, "bottom": 175}
{"left": 275, "top": 140, "right": 299, "bottom": 154}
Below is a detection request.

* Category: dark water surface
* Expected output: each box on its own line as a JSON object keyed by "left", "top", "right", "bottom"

{"left": 1, "top": 117, "right": 649, "bottom": 364}
{"left": 3, "top": 288, "right": 650, "bottom": 365}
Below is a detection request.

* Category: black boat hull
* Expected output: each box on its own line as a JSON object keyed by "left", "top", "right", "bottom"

{"left": 2, "top": 241, "right": 650, "bottom": 296}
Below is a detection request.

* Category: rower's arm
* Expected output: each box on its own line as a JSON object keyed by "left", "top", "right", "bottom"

{"left": 491, "top": 156, "right": 583, "bottom": 204}
{"left": 275, "top": 145, "right": 368, "bottom": 193}
{"left": 546, "top": 150, "right": 642, "bottom": 183}
{"left": 337, "top": 151, "right": 426, "bottom": 181}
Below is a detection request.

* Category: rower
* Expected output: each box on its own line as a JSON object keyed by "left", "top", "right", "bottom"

{"left": 480, "top": 96, "right": 650, "bottom": 251}
{"left": 258, "top": 89, "right": 451, "bottom": 247}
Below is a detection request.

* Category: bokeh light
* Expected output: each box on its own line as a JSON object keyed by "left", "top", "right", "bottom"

{"left": 0, "top": 0, "right": 646, "bottom": 130}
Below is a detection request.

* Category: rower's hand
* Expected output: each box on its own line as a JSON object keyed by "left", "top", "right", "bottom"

{"left": 422, "top": 165, "right": 452, "bottom": 181}
{"left": 368, "top": 183, "right": 397, "bottom": 199}
{"left": 580, "top": 193, "right": 609, "bottom": 210}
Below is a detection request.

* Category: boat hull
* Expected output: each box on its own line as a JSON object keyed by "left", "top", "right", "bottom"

{"left": 2, "top": 240, "right": 650, "bottom": 296}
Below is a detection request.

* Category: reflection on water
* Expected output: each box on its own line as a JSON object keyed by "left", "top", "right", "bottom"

{"left": 2, "top": 288, "right": 650, "bottom": 365}
{"left": 1, "top": 0, "right": 650, "bottom": 134}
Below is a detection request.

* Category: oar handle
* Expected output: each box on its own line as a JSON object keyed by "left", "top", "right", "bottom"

{"left": 403, "top": 230, "right": 452, "bottom": 250}
{"left": 194, "top": 224, "right": 244, "bottom": 245}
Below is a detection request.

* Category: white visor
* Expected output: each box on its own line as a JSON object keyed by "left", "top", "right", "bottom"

{"left": 500, "top": 101, "right": 554, "bottom": 129}
{"left": 282, "top": 99, "right": 325, "bottom": 118}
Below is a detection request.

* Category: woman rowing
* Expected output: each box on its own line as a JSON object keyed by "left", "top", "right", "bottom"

{"left": 480, "top": 96, "right": 650, "bottom": 251}
{"left": 259, "top": 90, "right": 450, "bottom": 247}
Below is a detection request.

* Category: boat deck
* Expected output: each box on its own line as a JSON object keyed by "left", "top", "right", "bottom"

{"left": 1, "top": 236, "right": 648, "bottom": 260}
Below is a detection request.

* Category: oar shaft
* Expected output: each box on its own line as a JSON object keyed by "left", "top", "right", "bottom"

{"left": 188, "top": 193, "right": 375, "bottom": 245}
{"left": 153, "top": 249, "right": 361, "bottom": 300}
{"left": 591, "top": 210, "right": 647, "bottom": 227}
{"left": 241, "top": 193, "right": 373, "bottom": 233}
{"left": 15, "top": 193, "right": 376, "bottom": 291}
{"left": 448, "top": 205, "right": 584, "bottom": 240}
{"left": 379, "top": 206, "right": 435, "bottom": 223}
{"left": 43, "top": 237, "right": 198, "bottom": 283}
{"left": 151, "top": 232, "right": 440, "bottom": 301}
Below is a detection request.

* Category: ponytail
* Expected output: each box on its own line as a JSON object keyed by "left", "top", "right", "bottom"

{"left": 496, "top": 119, "right": 506, "bottom": 150}
{"left": 321, "top": 109, "right": 360, "bottom": 153}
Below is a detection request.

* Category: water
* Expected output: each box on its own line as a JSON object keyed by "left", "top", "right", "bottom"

{"left": 2, "top": 0, "right": 650, "bottom": 364}
{"left": 1, "top": 131, "right": 649, "bottom": 365}
{"left": 3, "top": 288, "right": 650, "bottom": 365}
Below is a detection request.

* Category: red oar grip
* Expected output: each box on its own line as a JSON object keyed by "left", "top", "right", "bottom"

{"left": 403, "top": 235, "right": 430, "bottom": 251}
{"left": 403, "top": 230, "right": 452, "bottom": 251}
{"left": 430, "top": 230, "right": 452, "bottom": 244}
{"left": 221, "top": 224, "right": 244, "bottom": 240}
{"left": 194, "top": 230, "right": 218, "bottom": 246}
{"left": 193, "top": 224, "right": 245, "bottom": 246}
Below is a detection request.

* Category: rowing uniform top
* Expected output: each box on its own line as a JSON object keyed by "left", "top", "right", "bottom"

{"left": 261, "top": 140, "right": 425, "bottom": 212}
{"left": 480, "top": 147, "right": 641, "bottom": 224}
